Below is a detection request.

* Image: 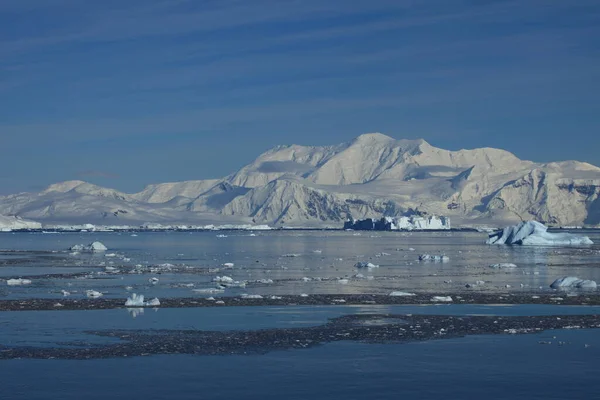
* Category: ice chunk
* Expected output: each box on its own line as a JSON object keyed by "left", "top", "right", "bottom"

{"left": 69, "top": 241, "right": 108, "bottom": 252}
{"left": 61, "top": 290, "right": 70, "bottom": 296}
{"left": 193, "top": 288, "right": 225, "bottom": 294}
{"left": 241, "top": 294, "right": 263, "bottom": 299}
{"left": 222, "top": 262, "right": 235, "bottom": 268}
{"left": 354, "top": 262, "right": 379, "bottom": 269}
{"left": 389, "top": 291, "right": 416, "bottom": 297}
{"left": 213, "top": 276, "right": 234, "bottom": 283}
{"left": 489, "top": 263, "right": 517, "bottom": 269}
{"left": 419, "top": 254, "right": 450, "bottom": 262}
{"left": 431, "top": 296, "right": 453, "bottom": 302}
{"left": 86, "top": 290, "right": 103, "bottom": 298}
{"left": 6, "top": 278, "right": 32, "bottom": 286}
{"left": 550, "top": 276, "right": 597, "bottom": 290}
{"left": 125, "top": 293, "right": 146, "bottom": 306}
{"left": 337, "top": 279, "right": 349, "bottom": 284}
{"left": 487, "top": 221, "right": 593, "bottom": 246}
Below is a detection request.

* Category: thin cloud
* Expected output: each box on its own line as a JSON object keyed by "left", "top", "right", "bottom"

{"left": 77, "top": 170, "right": 120, "bottom": 179}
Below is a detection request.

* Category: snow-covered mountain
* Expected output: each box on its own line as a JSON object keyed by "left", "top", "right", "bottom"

{"left": 1, "top": 133, "right": 599, "bottom": 228}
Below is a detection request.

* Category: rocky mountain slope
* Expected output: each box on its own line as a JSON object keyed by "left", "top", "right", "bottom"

{"left": 1, "top": 133, "right": 599, "bottom": 227}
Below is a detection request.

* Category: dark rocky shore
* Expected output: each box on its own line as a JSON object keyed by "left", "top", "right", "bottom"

{"left": 2, "top": 292, "right": 600, "bottom": 311}
{"left": 2, "top": 313, "right": 599, "bottom": 360}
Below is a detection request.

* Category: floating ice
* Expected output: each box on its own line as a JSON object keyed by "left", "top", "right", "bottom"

{"left": 86, "top": 290, "right": 103, "bottom": 298}
{"left": 70, "top": 241, "right": 108, "bottom": 252}
{"left": 222, "top": 262, "right": 235, "bottom": 268}
{"left": 125, "top": 293, "right": 160, "bottom": 307}
{"left": 213, "top": 276, "right": 234, "bottom": 283}
{"left": 389, "top": 291, "right": 416, "bottom": 297}
{"left": 550, "top": 276, "right": 597, "bottom": 290}
{"left": 270, "top": 295, "right": 283, "bottom": 300}
{"left": 149, "top": 277, "right": 159, "bottom": 285}
{"left": 431, "top": 296, "right": 453, "bottom": 302}
{"left": 489, "top": 263, "right": 517, "bottom": 269}
{"left": 337, "top": 278, "right": 349, "bottom": 284}
{"left": 61, "top": 290, "right": 70, "bottom": 296}
{"left": 6, "top": 278, "right": 32, "bottom": 286}
{"left": 193, "top": 288, "right": 225, "bottom": 294}
{"left": 241, "top": 294, "right": 263, "bottom": 299}
{"left": 486, "top": 221, "right": 593, "bottom": 246}
{"left": 354, "top": 262, "right": 379, "bottom": 269}
{"left": 419, "top": 254, "right": 450, "bottom": 262}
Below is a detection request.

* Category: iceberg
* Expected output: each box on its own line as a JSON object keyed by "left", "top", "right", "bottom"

{"left": 431, "top": 296, "right": 453, "bottom": 302}
{"left": 86, "top": 290, "right": 103, "bottom": 298}
{"left": 550, "top": 276, "right": 597, "bottom": 290}
{"left": 486, "top": 221, "right": 593, "bottom": 246}
{"left": 344, "top": 215, "right": 450, "bottom": 231}
{"left": 125, "top": 293, "right": 161, "bottom": 307}
{"left": 69, "top": 241, "right": 108, "bottom": 252}
{"left": 489, "top": 263, "right": 518, "bottom": 269}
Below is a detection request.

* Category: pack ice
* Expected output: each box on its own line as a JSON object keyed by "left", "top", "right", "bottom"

{"left": 486, "top": 221, "right": 593, "bottom": 246}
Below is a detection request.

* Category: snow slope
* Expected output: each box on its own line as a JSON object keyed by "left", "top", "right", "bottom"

{"left": 1, "top": 133, "right": 599, "bottom": 227}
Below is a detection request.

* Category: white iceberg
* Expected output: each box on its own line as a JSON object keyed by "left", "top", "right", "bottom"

{"left": 550, "top": 276, "right": 597, "bottom": 290}
{"left": 6, "top": 278, "right": 32, "bottom": 286}
{"left": 486, "top": 221, "right": 593, "bottom": 246}
{"left": 213, "top": 276, "right": 234, "bottom": 283}
{"left": 70, "top": 241, "right": 108, "bottom": 252}
{"left": 125, "top": 293, "right": 161, "bottom": 306}
{"left": 241, "top": 294, "right": 263, "bottom": 299}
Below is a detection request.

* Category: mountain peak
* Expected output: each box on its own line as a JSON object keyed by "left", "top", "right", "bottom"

{"left": 42, "top": 180, "right": 87, "bottom": 193}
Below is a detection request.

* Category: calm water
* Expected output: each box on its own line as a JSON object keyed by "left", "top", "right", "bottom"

{"left": 1, "top": 305, "right": 600, "bottom": 400}
{"left": 1, "top": 230, "right": 600, "bottom": 399}
{"left": 1, "top": 230, "right": 600, "bottom": 299}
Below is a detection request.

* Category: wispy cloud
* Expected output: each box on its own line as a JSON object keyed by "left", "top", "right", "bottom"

{"left": 77, "top": 170, "right": 120, "bottom": 179}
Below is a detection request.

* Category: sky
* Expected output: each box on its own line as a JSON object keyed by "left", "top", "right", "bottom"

{"left": 1, "top": 0, "right": 599, "bottom": 194}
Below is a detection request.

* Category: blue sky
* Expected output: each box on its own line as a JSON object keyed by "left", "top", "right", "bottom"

{"left": 1, "top": 0, "right": 599, "bottom": 194}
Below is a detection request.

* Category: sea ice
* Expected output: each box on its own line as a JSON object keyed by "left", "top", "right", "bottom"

{"left": 6, "top": 278, "right": 32, "bottom": 286}
{"left": 486, "top": 221, "right": 593, "bottom": 246}
{"left": 389, "top": 291, "right": 416, "bottom": 297}
{"left": 241, "top": 294, "right": 263, "bottom": 299}
{"left": 550, "top": 276, "right": 597, "bottom": 290}
{"left": 213, "top": 276, "right": 234, "bottom": 283}
{"left": 86, "top": 290, "right": 103, "bottom": 298}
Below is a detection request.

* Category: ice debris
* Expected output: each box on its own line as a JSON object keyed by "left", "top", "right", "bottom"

{"left": 6, "top": 278, "right": 32, "bottom": 286}
{"left": 124, "top": 293, "right": 161, "bottom": 307}
{"left": 489, "top": 263, "right": 517, "bottom": 269}
{"left": 241, "top": 294, "right": 263, "bottom": 299}
{"left": 550, "top": 276, "right": 597, "bottom": 290}
{"left": 149, "top": 277, "right": 159, "bottom": 285}
{"left": 419, "top": 254, "right": 450, "bottom": 262}
{"left": 431, "top": 296, "right": 453, "bottom": 302}
{"left": 486, "top": 221, "right": 593, "bottom": 246}
{"left": 86, "top": 290, "right": 103, "bottom": 298}
{"left": 389, "top": 291, "right": 416, "bottom": 297}
{"left": 69, "top": 241, "right": 108, "bottom": 252}
{"left": 354, "top": 262, "right": 379, "bottom": 269}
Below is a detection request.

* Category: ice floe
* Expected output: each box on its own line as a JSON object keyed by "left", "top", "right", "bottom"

{"left": 389, "top": 291, "right": 416, "bottom": 297}
{"left": 550, "top": 276, "right": 597, "bottom": 290}
{"left": 86, "top": 290, "right": 103, "bottom": 298}
{"left": 486, "top": 221, "right": 593, "bottom": 246}
{"left": 6, "top": 278, "right": 32, "bottom": 286}
{"left": 431, "top": 296, "right": 453, "bottom": 302}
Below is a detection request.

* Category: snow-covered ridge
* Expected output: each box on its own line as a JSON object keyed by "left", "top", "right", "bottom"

{"left": 0, "top": 132, "right": 599, "bottom": 227}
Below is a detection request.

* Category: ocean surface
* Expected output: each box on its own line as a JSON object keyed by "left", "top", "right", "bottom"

{"left": 1, "top": 230, "right": 600, "bottom": 399}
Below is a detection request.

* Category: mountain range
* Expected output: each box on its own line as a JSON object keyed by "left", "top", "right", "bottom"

{"left": 1, "top": 133, "right": 599, "bottom": 228}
